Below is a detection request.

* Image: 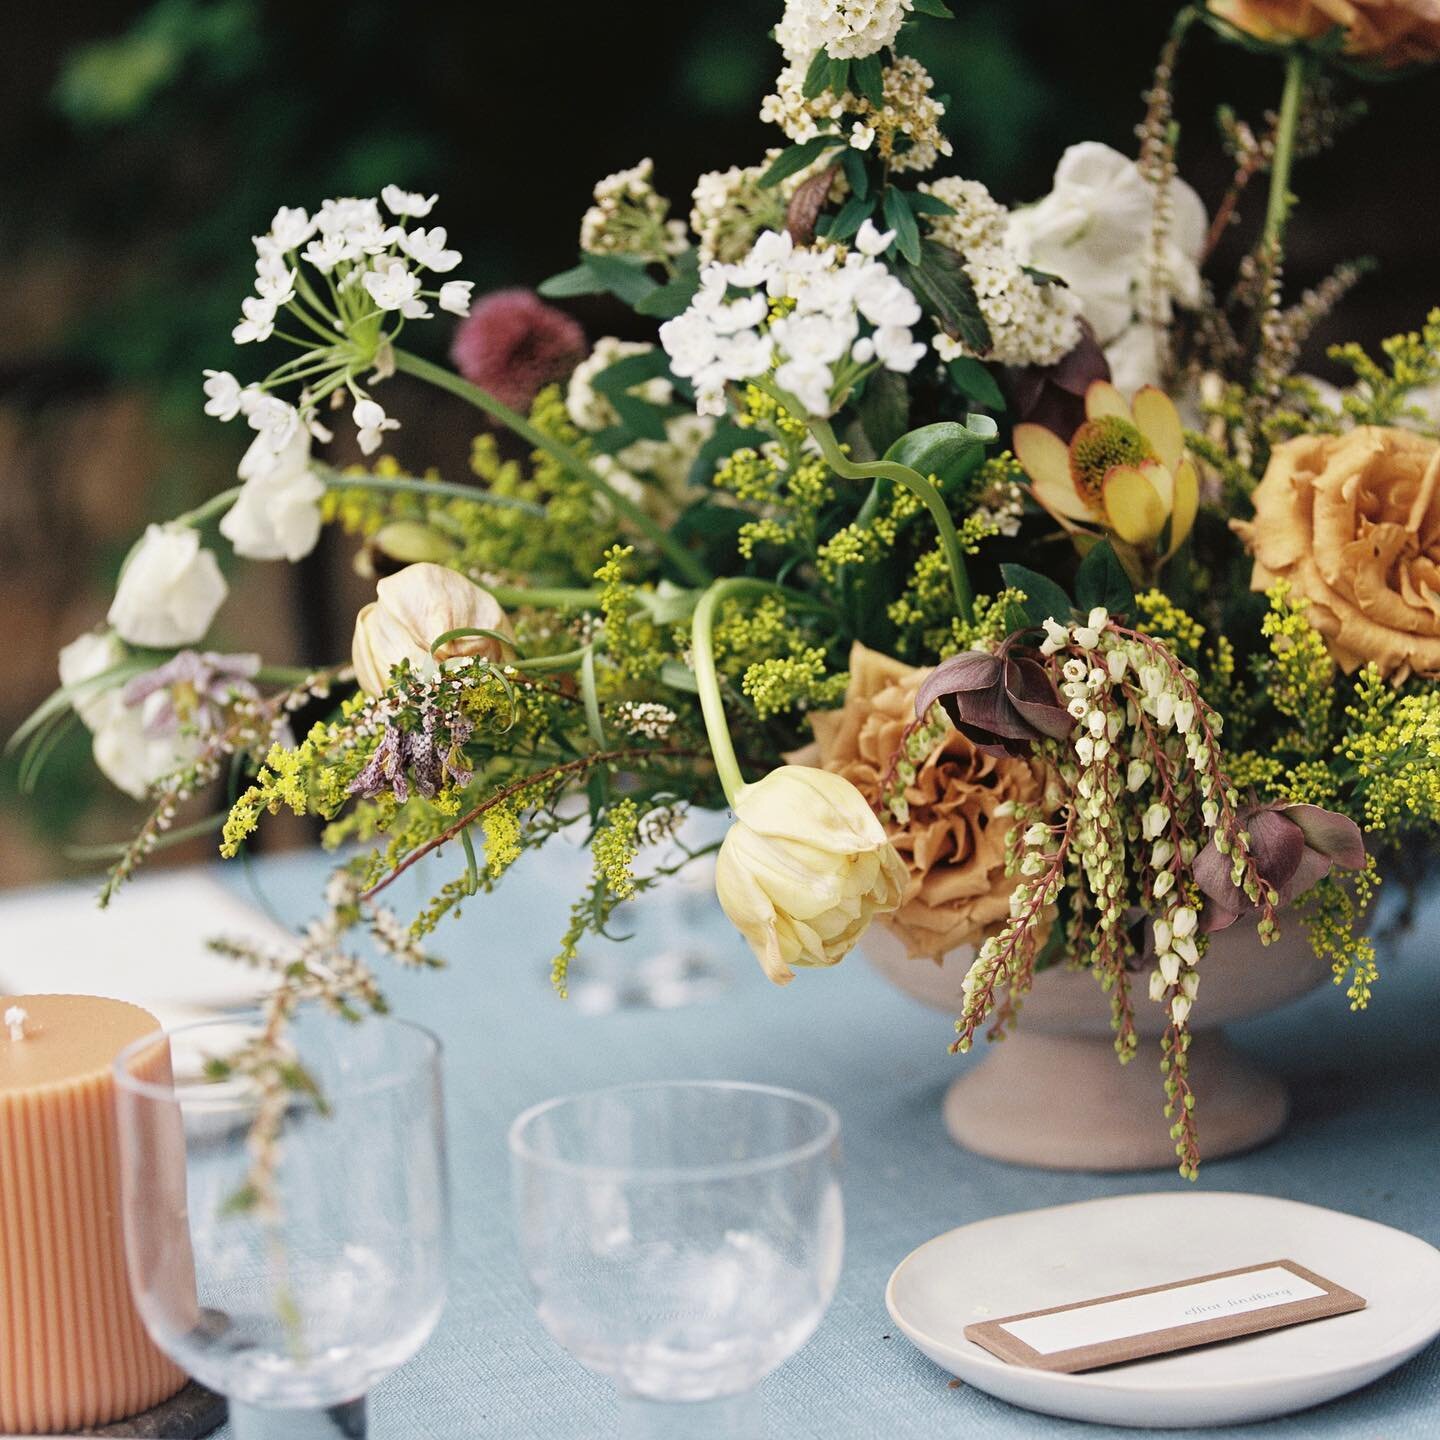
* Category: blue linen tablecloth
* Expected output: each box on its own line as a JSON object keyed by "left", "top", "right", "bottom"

{"left": 185, "top": 843, "right": 1439, "bottom": 1439}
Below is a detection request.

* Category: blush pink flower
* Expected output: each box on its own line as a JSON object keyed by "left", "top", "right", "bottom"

{"left": 449, "top": 288, "right": 586, "bottom": 414}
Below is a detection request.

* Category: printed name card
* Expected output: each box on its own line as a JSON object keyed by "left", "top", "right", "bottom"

{"left": 964, "top": 1260, "right": 1365, "bottom": 1373}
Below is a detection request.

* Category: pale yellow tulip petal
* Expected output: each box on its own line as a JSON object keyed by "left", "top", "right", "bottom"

{"left": 1165, "top": 457, "right": 1200, "bottom": 558}
{"left": 1132, "top": 385, "right": 1185, "bottom": 471}
{"left": 1012, "top": 423, "right": 1072, "bottom": 490}
{"left": 1084, "top": 380, "right": 1130, "bottom": 422}
{"left": 1103, "top": 464, "right": 1167, "bottom": 545}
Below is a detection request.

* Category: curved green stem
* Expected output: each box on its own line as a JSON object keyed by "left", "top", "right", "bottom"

{"left": 488, "top": 585, "right": 602, "bottom": 610}
{"left": 690, "top": 577, "right": 781, "bottom": 807}
{"left": 392, "top": 349, "right": 712, "bottom": 586}
{"left": 1263, "top": 48, "right": 1308, "bottom": 255}
{"left": 314, "top": 464, "right": 545, "bottom": 515}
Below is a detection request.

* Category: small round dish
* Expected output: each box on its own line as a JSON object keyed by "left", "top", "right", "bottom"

{"left": 885, "top": 1192, "right": 1440, "bottom": 1428}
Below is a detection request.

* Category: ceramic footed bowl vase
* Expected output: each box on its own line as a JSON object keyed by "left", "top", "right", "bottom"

{"left": 862, "top": 919, "right": 1333, "bottom": 1171}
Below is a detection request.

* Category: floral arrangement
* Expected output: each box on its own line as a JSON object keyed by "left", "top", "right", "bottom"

{"left": 18, "top": 0, "right": 1440, "bottom": 1177}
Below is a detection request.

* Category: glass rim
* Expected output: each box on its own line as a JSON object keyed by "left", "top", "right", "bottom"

{"left": 111, "top": 1009, "right": 442, "bottom": 1107}
{"left": 506, "top": 1079, "right": 840, "bottom": 1184}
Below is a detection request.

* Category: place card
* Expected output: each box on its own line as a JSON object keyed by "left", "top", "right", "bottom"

{"left": 965, "top": 1260, "right": 1365, "bottom": 1373}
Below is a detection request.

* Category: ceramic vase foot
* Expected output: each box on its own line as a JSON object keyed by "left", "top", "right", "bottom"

{"left": 943, "top": 1027, "right": 1289, "bottom": 1171}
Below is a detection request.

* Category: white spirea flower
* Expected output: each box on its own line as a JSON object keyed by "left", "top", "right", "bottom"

{"left": 1006, "top": 142, "right": 1206, "bottom": 389}
{"left": 381, "top": 185, "right": 438, "bottom": 218}
{"left": 353, "top": 398, "right": 400, "bottom": 456}
{"left": 774, "top": 0, "right": 914, "bottom": 62}
{"left": 107, "top": 524, "right": 227, "bottom": 647}
{"left": 581, "top": 158, "right": 688, "bottom": 262}
{"left": 438, "top": 280, "right": 473, "bottom": 316}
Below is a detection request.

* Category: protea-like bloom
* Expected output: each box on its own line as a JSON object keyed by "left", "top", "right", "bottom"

{"left": 1193, "top": 801, "right": 1366, "bottom": 931}
{"left": 1013, "top": 380, "right": 1199, "bottom": 568}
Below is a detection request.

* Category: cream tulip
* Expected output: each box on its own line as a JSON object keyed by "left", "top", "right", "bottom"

{"left": 714, "top": 765, "right": 907, "bottom": 986}
{"left": 351, "top": 562, "right": 513, "bottom": 696}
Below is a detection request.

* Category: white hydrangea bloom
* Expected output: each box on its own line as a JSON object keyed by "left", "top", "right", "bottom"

{"left": 775, "top": 0, "right": 915, "bottom": 62}
{"left": 1006, "top": 142, "right": 1207, "bottom": 388}
{"left": 919, "top": 176, "right": 1082, "bottom": 368}
{"left": 660, "top": 222, "right": 924, "bottom": 419}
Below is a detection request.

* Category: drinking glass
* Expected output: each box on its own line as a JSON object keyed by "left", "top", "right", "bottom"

{"left": 509, "top": 1081, "right": 843, "bottom": 1438}
{"left": 113, "top": 1012, "right": 448, "bottom": 1440}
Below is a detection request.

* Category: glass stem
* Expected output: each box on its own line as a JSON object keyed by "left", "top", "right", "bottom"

{"left": 617, "top": 1388, "right": 763, "bottom": 1440}
{"left": 228, "top": 1396, "right": 368, "bottom": 1440}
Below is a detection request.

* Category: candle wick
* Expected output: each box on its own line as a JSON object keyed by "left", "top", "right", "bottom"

{"left": 4, "top": 1006, "right": 28, "bottom": 1042}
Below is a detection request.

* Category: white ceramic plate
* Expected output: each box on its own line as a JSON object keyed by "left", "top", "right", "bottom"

{"left": 886, "top": 1192, "right": 1440, "bottom": 1428}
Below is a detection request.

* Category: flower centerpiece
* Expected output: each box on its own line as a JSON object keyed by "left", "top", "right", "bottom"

{"left": 19, "top": 0, "right": 1440, "bottom": 1180}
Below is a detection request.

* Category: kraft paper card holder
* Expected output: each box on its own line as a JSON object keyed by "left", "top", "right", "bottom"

{"left": 965, "top": 1260, "right": 1366, "bottom": 1374}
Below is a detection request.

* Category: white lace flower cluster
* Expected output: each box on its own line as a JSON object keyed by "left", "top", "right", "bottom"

{"left": 919, "top": 176, "right": 1081, "bottom": 368}
{"left": 580, "top": 159, "right": 688, "bottom": 263}
{"left": 200, "top": 189, "right": 474, "bottom": 564}
{"left": 761, "top": 56, "right": 950, "bottom": 175}
{"left": 564, "top": 337, "right": 714, "bottom": 522}
{"left": 660, "top": 222, "right": 925, "bottom": 418}
{"left": 775, "top": 0, "right": 914, "bottom": 62}
{"left": 690, "top": 157, "right": 793, "bottom": 265}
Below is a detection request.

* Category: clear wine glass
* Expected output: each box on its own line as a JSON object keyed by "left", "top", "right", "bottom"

{"left": 509, "top": 1081, "right": 843, "bottom": 1439}
{"left": 113, "top": 1011, "right": 448, "bottom": 1440}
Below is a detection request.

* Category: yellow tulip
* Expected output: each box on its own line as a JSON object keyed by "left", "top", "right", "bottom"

{"left": 714, "top": 765, "right": 907, "bottom": 985}
{"left": 352, "top": 562, "right": 513, "bottom": 696}
{"left": 1013, "top": 381, "right": 1199, "bottom": 567}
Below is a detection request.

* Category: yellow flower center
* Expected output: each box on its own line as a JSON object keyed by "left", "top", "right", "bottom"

{"left": 1068, "top": 417, "right": 1155, "bottom": 505}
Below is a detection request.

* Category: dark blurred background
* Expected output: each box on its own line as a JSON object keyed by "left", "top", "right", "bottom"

{"left": 3, "top": 0, "right": 1435, "bottom": 885}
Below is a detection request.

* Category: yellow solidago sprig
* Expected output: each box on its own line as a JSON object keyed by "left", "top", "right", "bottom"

{"left": 1342, "top": 665, "right": 1440, "bottom": 833}
{"left": 1329, "top": 307, "right": 1440, "bottom": 429}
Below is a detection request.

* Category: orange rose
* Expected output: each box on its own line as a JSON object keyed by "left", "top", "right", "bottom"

{"left": 1208, "top": 0, "right": 1337, "bottom": 41}
{"left": 1234, "top": 426, "right": 1440, "bottom": 681}
{"left": 1208, "top": 0, "right": 1440, "bottom": 63}
{"left": 792, "top": 643, "right": 1044, "bottom": 959}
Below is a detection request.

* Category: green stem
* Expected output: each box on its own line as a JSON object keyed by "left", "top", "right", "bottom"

{"left": 392, "top": 349, "right": 712, "bottom": 586}
{"left": 690, "top": 577, "right": 780, "bottom": 807}
{"left": 1262, "top": 49, "right": 1308, "bottom": 256}
{"left": 314, "top": 464, "right": 545, "bottom": 515}
{"left": 776, "top": 392, "right": 974, "bottom": 625}
{"left": 488, "top": 585, "right": 602, "bottom": 610}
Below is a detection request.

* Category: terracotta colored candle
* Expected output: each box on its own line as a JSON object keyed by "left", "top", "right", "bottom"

{"left": 0, "top": 994, "right": 187, "bottom": 1433}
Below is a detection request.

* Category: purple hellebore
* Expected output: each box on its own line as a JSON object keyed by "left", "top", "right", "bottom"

{"left": 914, "top": 646, "right": 1073, "bottom": 757}
{"left": 1193, "top": 802, "right": 1367, "bottom": 932}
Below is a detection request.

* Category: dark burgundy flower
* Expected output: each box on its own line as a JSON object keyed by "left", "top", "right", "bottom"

{"left": 1194, "top": 802, "right": 1367, "bottom": 932}
{"left": 1003, "top": 320, "right": 1109, "bottom": 442}
{"left": 915, "top": 647, "right": 1072, "bottom": 757}
{"left": 449, "top": 288, "right": 586, "bottom": 414}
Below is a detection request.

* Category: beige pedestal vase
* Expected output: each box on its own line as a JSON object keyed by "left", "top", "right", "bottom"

{"left": 862, "top": 920, "right": 1332, "bottom": 1171}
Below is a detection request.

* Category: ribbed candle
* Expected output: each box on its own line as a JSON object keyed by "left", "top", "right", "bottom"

{"left": 0, "top": 995, "right": 187, "bottom": 1433}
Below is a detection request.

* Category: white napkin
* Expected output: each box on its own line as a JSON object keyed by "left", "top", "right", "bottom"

{"left": 0, "top": 869, "right": 287, "bottom": 1031}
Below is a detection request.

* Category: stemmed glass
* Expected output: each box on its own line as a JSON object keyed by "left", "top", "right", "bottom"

{"left": 113, "top": 1012, "right": 448, "bottom": 1440}
{"left": 509, "top": 1081, "right": 843, "bottom": 1438}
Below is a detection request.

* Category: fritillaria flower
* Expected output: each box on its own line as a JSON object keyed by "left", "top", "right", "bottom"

{"left": 914, "top": 645, "right": 1073, "bottom": 757}
{"left": 1194, "top": 801, "right": 1367, "bottom": 931}
{"left": 1013, "top": 380, "right": 1200, "bottom": 566}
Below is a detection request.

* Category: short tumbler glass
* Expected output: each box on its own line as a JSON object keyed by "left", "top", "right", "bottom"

{"left": 114, "top": 1012, "right": 448, "bottom": 1440}
{"left": 509, "top": 1081, "right": 843, "bottom": 1438}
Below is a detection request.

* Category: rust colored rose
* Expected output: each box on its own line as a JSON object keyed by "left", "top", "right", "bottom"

{"left": 1234, "top": 427, "right": 1440, "bottom": 681}
{"left": 792, "top": 643, "right": 1045, "bottom": 960}
{"left": 1209, "top": 0, "right": 1440, "bottom": 64}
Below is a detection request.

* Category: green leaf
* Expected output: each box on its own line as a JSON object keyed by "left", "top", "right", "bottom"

{"left": 760, "top": 134, "right": 846, "bottom": 189}
{"left": 1022, "top": 264, "right": 1067, "bottom": 288}
{"left": 1073, "top": 540, "right": 1137, "bottom": 620}
{"left": 884, "top": 419, "right": 992, "bottom": 489}
{"left": 825, "top": 194, "right": 875, "bottom": 242}
{"left": 537, "top": 261, "right": 603, "bottom": 299}
{"left": 1000, "top": 564, "right": 1074, "bottom": 628}
{"left": 660, "top": 659, "right": 699, "bottom": 693}
{"left": 898, "top": 240, "right": 992, "bottom": 354}
{"left": 912, "top": 0, "right": 955, "bottom": 14}
{"left": 858, "top": 369, "right": 910, "bottom": 455}
{"left": 841, "top": 148, "right": 871, "bottom": 202}
{"left": 853, "top": 52, "right": 885, "bottom": 106}
{"left": 592, "top": 348, "right": 671, "bottom": 396}
{"left": 946, "top": 357, "right": 1006, "bottom": 411}
{"left": 634, "top": 272, "right": 700, "bottom": 318}
{"left": 802, "top": 47, "right": 832, "bottom": 99}
{"left": 608, "top": 391, "right": 670, "bottom": 442}
{"left": 579, "top": 253, "right": 659, "bottom": 307}
{"left": 826, "top": 56, "right": 852, "bottom": 98}
{"left": 882, "top": 187, "right": 921, "bottom": 266}
{"left": 905, "top": 190, "right": 955, "bottom": 218}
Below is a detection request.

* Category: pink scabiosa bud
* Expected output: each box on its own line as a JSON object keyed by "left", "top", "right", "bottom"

{"left": 448, "top": 288, "right": 586, "bottom": 414}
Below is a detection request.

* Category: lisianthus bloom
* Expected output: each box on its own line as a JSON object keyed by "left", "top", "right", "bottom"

{"left": 449, "top": 288, "right": 587, "bottom": 415}
{"left": 1194, "top": 802, "right": 1366, "bottom": 931}
{"left": 1209, "top": 0, "right": 1440, "bottom": 64}
{"left": 352, "top": 563, "right": 513, "bottom": 696}
{"left": 1234, "top": 427, "right": 1440, "bottom": 681}
{"left": 1013, "top": 381, "right": 1199, "bottom": 567}
{"left": 107, "top": 524, "right": 228, "bottom": 648}
{"left": 798, "top": 644, "right": 1045, "bottom": 959}
{"left": 914, "top": 644, "right": 1072, "bottom": 758}
{"left": 714, "top": 765, "right": 907, "bottom": 985}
